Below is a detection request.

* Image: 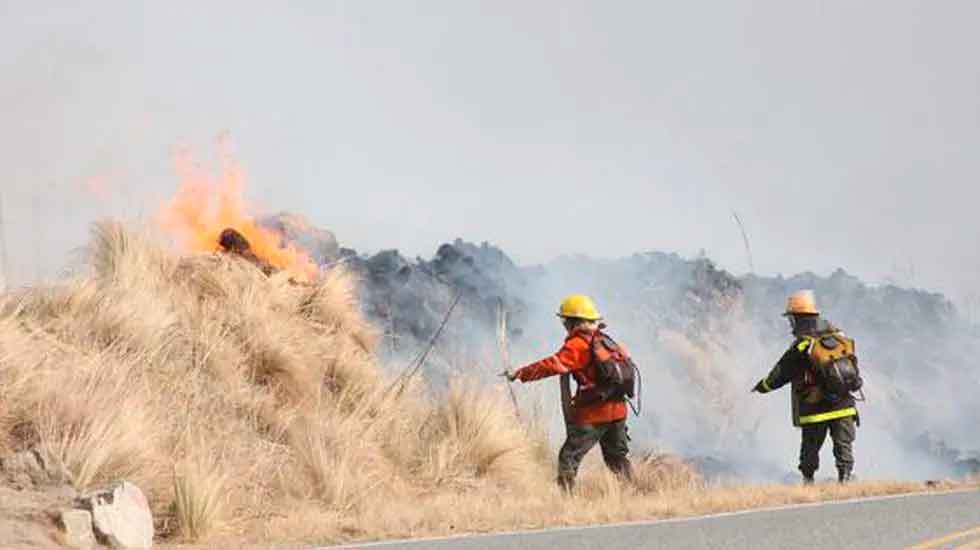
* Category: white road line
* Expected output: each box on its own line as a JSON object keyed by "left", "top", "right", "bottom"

{"left": 325, "top": 488, "right": 979, "bottom": 549}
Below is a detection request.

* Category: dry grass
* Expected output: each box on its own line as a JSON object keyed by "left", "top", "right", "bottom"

{"left": 172, "top": 455, "right": 228, "bottom": 541}
{"left": 0, "top": 222, "right": 970, "bottom": 548}
{"left": 0, "top": 222, "right": 544, "bottom": 544}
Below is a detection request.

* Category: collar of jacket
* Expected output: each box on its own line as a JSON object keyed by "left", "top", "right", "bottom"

{"left": 794, "top": 318, "right": 837, "bottom": 338}
{"left": 566, "top": 327, "right": 598, "bottom": 342}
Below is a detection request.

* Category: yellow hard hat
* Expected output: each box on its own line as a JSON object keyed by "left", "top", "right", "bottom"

{"left": 558, "top": 294, "right": 602, "bottom": 321}
{"left": 784, "top": 290, "right": 819, "bottom": 316}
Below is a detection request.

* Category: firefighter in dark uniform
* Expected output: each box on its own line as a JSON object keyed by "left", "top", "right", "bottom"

{"left": 752, "top": 290, "right": 863, "bottom": 484}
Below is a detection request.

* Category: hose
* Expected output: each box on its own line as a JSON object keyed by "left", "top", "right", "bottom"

{"left": 628, "top": 361, "right": 642, "bottom": 416}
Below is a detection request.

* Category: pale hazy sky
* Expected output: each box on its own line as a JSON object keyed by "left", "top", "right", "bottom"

{"left": 1, "top": 2, "right": 978, "bottom": 304}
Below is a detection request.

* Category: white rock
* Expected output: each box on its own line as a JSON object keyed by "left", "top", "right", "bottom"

{"left": 78, "top": 481, "right": 153, "bottom": 549}
{"left": 58, "top": 509, "right": 95, "bottom": 550}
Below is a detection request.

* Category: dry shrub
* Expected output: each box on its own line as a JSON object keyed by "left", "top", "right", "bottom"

{"left": 34, "top": 357, "right": 162, "bottom": 490}
{"left": 414, "top": 379, "right": 539, "bottom": 486}
{"left": 285, "top": 395, "right": 392, "bottom": 512}
{"left": 577, "top": 468, "right": 628, "bottom": 505}
{"left": 564, "top": 452, "right": 702, "bottom": 504}
{"left": 632, "top": 452, "right": 704, "bottom": 494}
{"left": 0, "top": 317, "right": 43, "bottom": 451}
{"left": 172, "top": 455, "right": 228, "bottom": 541}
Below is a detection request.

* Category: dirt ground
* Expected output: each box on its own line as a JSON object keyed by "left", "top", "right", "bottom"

{"left": 0, "top": 486, "right": 71, "bottom": 550}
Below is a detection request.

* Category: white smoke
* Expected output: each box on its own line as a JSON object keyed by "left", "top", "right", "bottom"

{"left": 513, "top": 257, "right": 980, "bottom": 481}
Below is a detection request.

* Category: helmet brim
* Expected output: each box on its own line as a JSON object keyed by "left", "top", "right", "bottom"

{"left": 557, "top": 313, "right": 602, "bottom": 321}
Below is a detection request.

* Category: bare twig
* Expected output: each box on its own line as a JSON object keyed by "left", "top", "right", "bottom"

{"left": 732, "top": 211, "right": 755, "bottom": 274}
{"left": 388, "top": 289, "right": 463, "bottom": 397}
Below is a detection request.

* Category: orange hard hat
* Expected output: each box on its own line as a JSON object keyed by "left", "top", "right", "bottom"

{"left": 784, "top": 290, "right": 819, "bottom": 316}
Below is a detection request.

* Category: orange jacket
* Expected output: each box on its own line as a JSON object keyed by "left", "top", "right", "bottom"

{"left": 515, "top": 329, "right": 628, "bottom": 426}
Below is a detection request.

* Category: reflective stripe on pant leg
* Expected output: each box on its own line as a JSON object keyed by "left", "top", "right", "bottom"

{"left": 829, "top": 416, "right": 856, "bottom": 473}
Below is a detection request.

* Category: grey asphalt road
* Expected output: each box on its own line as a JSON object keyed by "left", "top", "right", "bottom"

{"left": 330, "top": 489, "right": 980, "bottom": 550}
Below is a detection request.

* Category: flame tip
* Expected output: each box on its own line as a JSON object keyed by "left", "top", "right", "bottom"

{"left": 158, "top": 152, "right": 318, "bottom": 281}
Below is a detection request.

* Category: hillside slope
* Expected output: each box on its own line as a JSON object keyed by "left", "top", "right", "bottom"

{"left": 0, "top": 223, "right": 550, "bottom": 545}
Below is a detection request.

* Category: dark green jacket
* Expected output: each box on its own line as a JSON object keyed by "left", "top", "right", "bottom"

{"left": 757, "top": 320, "right": 857, "bottom": 427}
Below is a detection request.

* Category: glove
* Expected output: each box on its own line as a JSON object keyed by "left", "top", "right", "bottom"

{"left": 499, "top": 369, "right": 518, "bottom": 382}
{"left": 751, "top": 379, "right": 767, "bottom": 393}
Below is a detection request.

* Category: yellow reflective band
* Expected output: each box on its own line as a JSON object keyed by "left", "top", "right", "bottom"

{"left": 761, "top": 378, "right": 772, "bottom": 392}
{"left": 798, "top": 407, "right": 857, "bottom": 424}
{"left": 796, "top": 338, "right": 812, "bottom": 352}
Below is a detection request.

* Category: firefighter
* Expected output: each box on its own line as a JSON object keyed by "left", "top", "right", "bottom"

{"left": 752, "top": 290, "right": 862, "bottom": 484}
{"left": 502, "top": 294, "right": 635, "bottom": 492}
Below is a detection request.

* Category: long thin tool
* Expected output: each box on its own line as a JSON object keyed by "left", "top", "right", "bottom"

{"left": 497, "top": 300, "right": 521, "bottom": 418}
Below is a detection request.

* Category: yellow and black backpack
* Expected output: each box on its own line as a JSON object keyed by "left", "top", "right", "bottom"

{"left": 806, "top": 331, "right": 863, "bottom": 399}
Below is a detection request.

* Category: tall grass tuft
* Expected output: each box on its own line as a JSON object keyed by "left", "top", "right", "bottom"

{"left": 173, "top": 456, "right": 228, "bottom": 541}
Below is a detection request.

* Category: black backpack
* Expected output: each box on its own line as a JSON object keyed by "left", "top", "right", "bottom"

{"left": 575, "top": 332, "right": 641, "bottom": 414}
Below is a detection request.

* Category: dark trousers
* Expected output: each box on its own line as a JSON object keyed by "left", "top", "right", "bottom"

{"left": 799, "top": 416, "right": 856, "bottom": 478}
{"left": 557, "top": 420, "right": 632, "bottom": 490}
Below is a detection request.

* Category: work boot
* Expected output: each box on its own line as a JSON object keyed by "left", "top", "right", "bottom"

{"left": 838, "top": 470, "right": 852, "bottom": 484}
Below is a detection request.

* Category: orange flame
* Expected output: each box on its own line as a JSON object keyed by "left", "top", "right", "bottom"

{"left": 159, "top": 150, "right": 319, "bottom": 282}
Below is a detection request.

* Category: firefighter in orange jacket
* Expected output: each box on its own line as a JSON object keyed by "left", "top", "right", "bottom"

{"left": 502, "top": 295, "right": 633, "bottom": 491}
